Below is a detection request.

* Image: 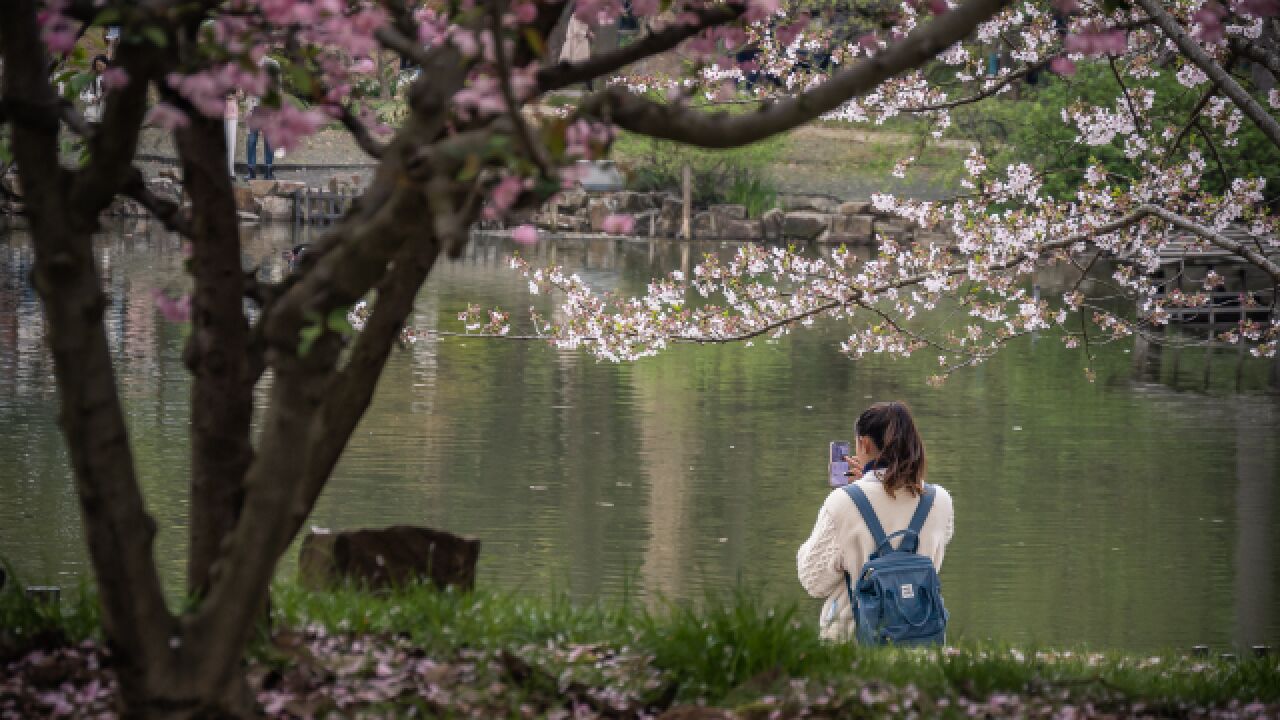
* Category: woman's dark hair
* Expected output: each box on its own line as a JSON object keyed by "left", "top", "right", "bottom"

{"left": 855, "top": 401, "right": 926, "bottom": 498}
{"left": 92, "top": 55, "right": 109, "bottom": 69}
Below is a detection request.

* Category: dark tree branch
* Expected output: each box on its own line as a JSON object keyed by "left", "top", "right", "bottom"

{"left": 1137, "top": 0, "right": 1280, "bottom": 151}
{"left": 1162, "top": 83, "right": 1219, "bottom": 165}
{"left": 123, "top": 169, "right": 192, "bottom": 236}
{"left": 579, "top": 0, "right": 1012, "bottom": 148}
{"left": 1229, "top": 36, "right": 1280, "bottom": 80}
{"left": 536, "top": 4, "right": 745, "bottom": 93}
{"left": 339, "top": 105, "right": 388, "bottom": 159}
{"left": 489, "top": 0, "right": 551, "bottom": 175}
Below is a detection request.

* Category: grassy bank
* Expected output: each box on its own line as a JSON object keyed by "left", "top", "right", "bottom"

{"left": 3, "top": 582, "right": 1277, "bottom": 717}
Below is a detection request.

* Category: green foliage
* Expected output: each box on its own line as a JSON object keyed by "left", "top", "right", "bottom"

{"left": 0, "top": 565, "right": 101, "bottom": 653}
{"left": 950, "top": 61, "right": 1280, "bottom": 202}
{"left": 615, "top": 133, "right": 781, "bottom": 216}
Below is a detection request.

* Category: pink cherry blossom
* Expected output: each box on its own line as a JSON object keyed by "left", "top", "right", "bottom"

{"left": 601, "top": 214, "right": 635, "bottom": 234}
{"left": 146, "top": 103, "right": 190, "bottom": 130}
{"left": 512, "top": 225, "right": 539, "bottom": 244}
{"left": 1049, "top": 56, "right": 1076, "bottom": 76}
{"left": 152, "top": 290, "right": 191, "bottom": 323}
{"left": 101, "top": 67, "right": 130, "bottom": 91}
{"left": 247, "top": 105, "right": 328, "bottom": 151}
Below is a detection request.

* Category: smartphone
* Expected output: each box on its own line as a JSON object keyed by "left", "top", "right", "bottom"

{"left": 828, "top": 441, "right": 851, "bottom": 487}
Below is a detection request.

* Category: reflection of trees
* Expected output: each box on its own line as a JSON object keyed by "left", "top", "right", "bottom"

{"left": 1233, "top": 397, "right": 1275, "bottom": 649}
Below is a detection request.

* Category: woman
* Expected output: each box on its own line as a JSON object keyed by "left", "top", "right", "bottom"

{"left": 559, "top": 16, "right": 593, "bottom": 89}
{"left": 797, "top": 401, "right": 954, "bottom": 641}
{"left": 81, "top": 55, "right": 108, "bottom": 123}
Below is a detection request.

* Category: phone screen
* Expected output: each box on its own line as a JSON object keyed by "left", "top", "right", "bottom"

{"left": 828, "top": 441, "right": 851, "bottom": 487}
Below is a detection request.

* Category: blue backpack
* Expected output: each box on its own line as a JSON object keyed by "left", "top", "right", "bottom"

{"left": 842, "top": 483, "right": 948, "bottom": 646}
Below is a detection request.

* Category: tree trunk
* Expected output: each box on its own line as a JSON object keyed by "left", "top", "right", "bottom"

{"left": 175, "top": 116, "right": 255, "bottom": 598}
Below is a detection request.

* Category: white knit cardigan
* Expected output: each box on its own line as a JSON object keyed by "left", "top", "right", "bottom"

{"left": 796, "top": 471, "right": 955, "bottom": 641}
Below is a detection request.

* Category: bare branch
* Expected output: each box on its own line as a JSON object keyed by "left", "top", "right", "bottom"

{"left": 1137, "top": 0, "right": 1280, "bottom": 151}
{"left": 579, "top": 0, "right": 1012, "bottom": 148}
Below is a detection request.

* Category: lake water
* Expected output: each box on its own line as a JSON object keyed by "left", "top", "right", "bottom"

{"left": 2, "top": 221, "right": 1278, "bottom": 653}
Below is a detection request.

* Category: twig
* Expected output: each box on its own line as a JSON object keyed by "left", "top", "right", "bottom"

{"left": 123, "top": 168, "right": 192, "bottom": 236}
{"left": 487, "top": 0, "right": 551, "bottom": 176}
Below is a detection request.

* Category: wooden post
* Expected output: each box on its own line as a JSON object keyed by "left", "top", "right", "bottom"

{"left": 680, "top": 164, "right": 692, "bottom": 240}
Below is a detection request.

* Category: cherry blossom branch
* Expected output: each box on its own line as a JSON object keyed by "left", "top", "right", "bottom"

{"left": 488, "top": 0, "right": 550, "bottom": 176}
{"left": 579, "top": 0, "right": 1012, "bottom": 148}
{"left": 1141, "top": 204, "right": 1280, "bottom": 282}
{"left": 536, "top": 4, "right": 746, "bottom": 93}
{"left": 1136, "top": 0, "right": 1280, "bottom": 151}
{"left": 900, "top": 61, "right": 1048, "bottom": 113}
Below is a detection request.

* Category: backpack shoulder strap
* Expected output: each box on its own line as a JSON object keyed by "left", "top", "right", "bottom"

{"left": 906, "top": 483, "right": 936, "bottom": 538}
{"left": 842, "top": 484, "right": 888, "bottom": 549}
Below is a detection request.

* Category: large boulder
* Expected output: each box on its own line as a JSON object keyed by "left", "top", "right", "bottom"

{"left": 299, "top": 525, "right": 481, "bottom": 592}
{"left": 780, "top": 194, "right": 837, "bottom": 213}
{"left": 760, "top": 208, "right": 785, "bottom": 242}
{"left": 248, "top": 179, "right": 278, "bottom": 197}
{"left": 259, "top": 195, "right": 293, "bottom": 222}
{"left": 874, "top": 218, "right": 913, "bottom": 243}
{"left": 693, "top": 210, "right": 761, "bottom": 240}
{"left": 781, "top": 211, "right": 830, "bottom": 241}
{"left": 838, "top": 200, "right": 873, "bottom": 215}
{"left": 553, "top": 189, "right": 588, "bottom": 213}
{"left": 656, "top": 198, "right": 685, "bottom": 237}
{"left": 709, "top": 203, "right": 747, "bottom": 220}
{"left": 614, "top": 191, "right": 657, "bottom": 214}
{"left": 819, "top": 213, "right": 873, "bottom": 244}
{"left": 233, "top": 185, "right": 260, "bottom": 214}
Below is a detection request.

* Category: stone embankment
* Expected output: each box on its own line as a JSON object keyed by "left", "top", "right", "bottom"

{"left": 0, "top": 167, "right": 365, "bottom": 225}
{"left": 3, "top": 166, "right": 942, "bottom": 244}
{"left": 526, "top": 189, "right": 948, "bottom": 244}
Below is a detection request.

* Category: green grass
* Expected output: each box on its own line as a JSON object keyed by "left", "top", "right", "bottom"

{"left": 5, "top": 577, "right": 1277, "bottom": 714}
{"left": 269, "top": 582, "right": 1280, "bottom": 709}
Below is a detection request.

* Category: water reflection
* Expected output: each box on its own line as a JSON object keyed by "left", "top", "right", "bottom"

{"left": 1, "top": 221, "right": 1278, "bottom": 652}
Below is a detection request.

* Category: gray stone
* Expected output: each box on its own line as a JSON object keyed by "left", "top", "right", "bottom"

{"left": 915, "top": 230, "right": 951, "bottom": 246}
{"left": 656, "top": 198, "right": 684, "bottom": 237}
{"left": 709, "top": 203, "right": 747, "bottom": 220}
{"left": 760, "top": 208, "right": 785, "bottom": 241}
{"left": 260, "top": 195, "right": 293, "bottom": 222}
{"left": 299, "top": 525, "right": 480, "bottom": 592}
{"left": 614, "top": 191, "right": 657, "bottom": 214}
{"left": 838, "top": 200, "right": 873, "bottom": 215}
{"left": 781, "top": 211, "right": 830, "bottom": 241}
{"left": 237, "top": 210, "right": 260, "bottom": 224}
{"left": 693, "top": 211, "right": 761, "bottom": 240}
{"left": 272, "top": 180, "right": 306, "bottom": 196}
{"left": 780, "top": 194, "right": 837, "bottom": 213}
{"left": 874, "top": 218, "right": 913, "bottom": 243}
{"left": 233, "top": 185, "right": 260, "bottom": 213}
{"left": 554, "top": 189, "right": 588, "bottom": 213}
{"left": 829, "top": 213, "right": 873, "bottom": 242}
{"left": 248, "top": 179, "right": 278, "bottom": 197}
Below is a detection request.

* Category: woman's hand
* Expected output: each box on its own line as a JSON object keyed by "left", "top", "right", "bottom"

{"left": 842, "top": 454, "right": 863, "bottom": 481}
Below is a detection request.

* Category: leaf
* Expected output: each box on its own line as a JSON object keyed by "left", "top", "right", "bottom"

{"left": 142, "top": 26, "right": 168, "bottom": 48}
{"left": 92, "top": 8, "right": 120, "bottom": 26}
{"left": 297, "top": 324, "right": 323, "bottom": 358}
{"left": 521, "top": 28, "right": 545, "bottom": 56}
{"left": 326, "top": 307, "right": 354, "bottom": 336}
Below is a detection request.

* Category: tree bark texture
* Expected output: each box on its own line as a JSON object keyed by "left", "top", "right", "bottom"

{"left": 175, "top": 115, "right": 256, "bottom": 598}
